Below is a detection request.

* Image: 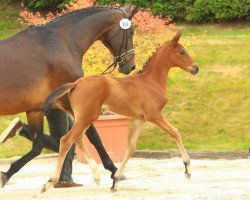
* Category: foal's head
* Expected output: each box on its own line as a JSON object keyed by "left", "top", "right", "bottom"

{"left": 162, "top": 32, "right": 199, "bottom": 75}
{"left": 102, "top": 4, "right": 138, "bottom": 75}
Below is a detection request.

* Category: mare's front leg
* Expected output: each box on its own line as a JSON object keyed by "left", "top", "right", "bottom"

{"left": 111, "top": 119, "right": 145, "bottom": 192}
{"left": 148, "top": 113, "right": 191, "bottom": 178}
{"left": 85, "top": 124, "right": 119, "bottom": 179}
{"left": 0, "top": 111, "right": 44, "bottom": 188}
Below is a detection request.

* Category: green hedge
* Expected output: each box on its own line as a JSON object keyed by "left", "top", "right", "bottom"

{"left": 22, "top": 0, "right": 250, "bottom": 23}
{"left": 186, "top": 0, "right": 250, "bottom": 22}
{"left": 96, "top": 0, "right": 250, "bottom": 22}
{"left": 22, "top": 0, "right": 71, "bottom": 11}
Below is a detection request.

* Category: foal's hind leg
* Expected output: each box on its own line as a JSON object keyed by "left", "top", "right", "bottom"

{"left": 41, "top": 125, "right": 79, "bottom": 193}
{"left": 149, "top": 113, "right": 191, "bottom": 178}
{"left": 111, "top": 119, "right": 145, "bottom": 192}
{"left": 74, "top": 134, "right": 100, "bottom": 184}
{"left": 41, "top": 120, "right": 98, "bottom": 193}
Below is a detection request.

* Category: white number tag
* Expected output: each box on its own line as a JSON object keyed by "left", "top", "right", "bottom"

{"left": 119, "top": 18, "right": 132, "bottom": 30}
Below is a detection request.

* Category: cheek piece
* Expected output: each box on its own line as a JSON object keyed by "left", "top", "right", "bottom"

{"left": 101, "top": 16, "right": 134, "bottom": 75}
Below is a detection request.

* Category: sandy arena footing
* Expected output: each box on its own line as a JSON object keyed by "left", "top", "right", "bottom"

{"left": 0, "top": 156, "right": 250, "bottom": 200}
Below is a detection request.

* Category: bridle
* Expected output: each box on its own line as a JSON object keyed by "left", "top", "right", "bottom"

{"left": 101, "top": 11, "right": 135, "bottom": 75}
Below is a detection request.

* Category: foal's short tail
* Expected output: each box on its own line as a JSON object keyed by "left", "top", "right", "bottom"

{"left": 41, "top": 83, "right": 76, "bottom": 114}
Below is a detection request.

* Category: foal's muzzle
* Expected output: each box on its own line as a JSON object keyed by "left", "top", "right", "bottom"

{"left": 190, "top": 64, "right": 199, "bottom": 75}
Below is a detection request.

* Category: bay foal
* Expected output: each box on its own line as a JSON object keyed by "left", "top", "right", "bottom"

{"left": 41, "top": 32, "right": 199, "bottom": 192}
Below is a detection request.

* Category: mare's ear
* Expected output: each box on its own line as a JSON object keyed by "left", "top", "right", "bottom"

{"left": 122, "top": 3, "right": 132, "bottom": 12}
{"left": 122, "top": 4, "right": 139, "bottom": 19}
{"left": 128, "top": 6, "right": 139, "bottom": 19}
{"left": 170, "top": 32, "right": 181, "bottom": 46}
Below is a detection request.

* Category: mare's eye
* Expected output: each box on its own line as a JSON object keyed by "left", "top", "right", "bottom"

{"left": 130, "top": 30, "right": 134, "bottom": 38}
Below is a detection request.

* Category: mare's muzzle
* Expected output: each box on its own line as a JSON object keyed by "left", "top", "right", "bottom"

{"left": 117, "top": 49, "right": 136, "bottom": 75}
{"left": 119, "top": 59, "right": 136, "bottom": 75}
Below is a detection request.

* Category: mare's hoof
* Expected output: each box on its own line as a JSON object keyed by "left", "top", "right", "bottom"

{"left": 110, "top": 186, "right": 118, "bottom": 192}
{"left": 0, "top": 172, "right": 8, "bottom": 188}
{"left": 185, "top": 172, "right": 191, "bottom": 180}
{"left": 110, "top": 177, "right": 119, "bottom": 192}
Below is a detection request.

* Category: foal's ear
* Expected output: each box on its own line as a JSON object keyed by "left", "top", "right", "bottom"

{"left": 170, "top": 32, "right": 182, "bottom": 46}
{"left": 122, "top": 4, "right": 139, "bottom": 19}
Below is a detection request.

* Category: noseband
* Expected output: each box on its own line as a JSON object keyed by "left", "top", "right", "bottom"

{"left": 101, "top": 11, "right": 134, "bottom": 75}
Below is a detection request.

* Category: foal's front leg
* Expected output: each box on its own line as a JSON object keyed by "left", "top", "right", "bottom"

{"left": 149, "top": 113, "right": 191, "bottom": 178}
{"left": 111, "top": 119, "right": 145, "bottom": 192}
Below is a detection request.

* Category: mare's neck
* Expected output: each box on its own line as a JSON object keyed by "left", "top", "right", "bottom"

{"left": 48, "top": 8, "right": 122, "bottom": 60}
{"left": 141, "top": 46, "right": 172, "bottom": 86}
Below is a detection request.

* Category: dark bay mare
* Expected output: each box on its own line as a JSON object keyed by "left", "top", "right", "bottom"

{"left": 0, "top": 4, "right": 138, "bottom": 187}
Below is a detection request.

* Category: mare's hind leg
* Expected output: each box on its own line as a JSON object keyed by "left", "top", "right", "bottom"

{"left": 111, "top": 119, "right": 145, "bottom": 192}
{"left": 0, "top": 111, "right": 44, "bottom": 188}
{"left": 149, "top": 113, "right": 191, "bottom": 178}
{"left": 74, "top": 134, "right": 100, "bottom": 184}
{"left": 41, "top": 121, "right": 86, "bottom": 193}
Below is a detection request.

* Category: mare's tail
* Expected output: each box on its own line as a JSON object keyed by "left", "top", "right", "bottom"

{"left": 41, "top": 83, "right": 76, "bottom": 114}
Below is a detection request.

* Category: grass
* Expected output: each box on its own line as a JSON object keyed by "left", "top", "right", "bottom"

{"left": 0, "top": 1, "right": 24, "bottom": 38}
{"left": 0, "top": 3, "right": 249, "bottom": 158}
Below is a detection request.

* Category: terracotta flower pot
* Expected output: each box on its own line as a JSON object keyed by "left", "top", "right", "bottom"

{"left": 76, "top": 115, "right": 129, "bottom": 163}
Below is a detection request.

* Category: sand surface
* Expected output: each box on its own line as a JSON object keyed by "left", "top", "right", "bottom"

{"left": 0, "top": 157, "right": 249, "bottom": 199}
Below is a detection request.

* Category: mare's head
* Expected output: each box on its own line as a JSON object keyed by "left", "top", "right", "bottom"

{"left": 162, "top": 32, "right": 199, "bottom": 75}
{"left": 102, "top": 4, "right": 138, "bottom": 75}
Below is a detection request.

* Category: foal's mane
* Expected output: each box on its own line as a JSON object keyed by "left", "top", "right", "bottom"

{"left": 30, "top": 6, "right": 121, "bottom": 28}
{"left": 139, "top": 44, "right": 162, "bottom": 73}
{"left": 138, "top": 41, "right": 171, "bottom": 74}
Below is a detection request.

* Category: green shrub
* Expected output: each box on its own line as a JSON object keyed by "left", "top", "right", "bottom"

{"left": 186, "top": 0, "right": 214, "bottom": 22}
{"left": 21, "top": 0, "right": 250, "bottom": 23}
{"left": 22, "top": 0, "right": 71, "bottom": 11}
{"left": 150, "top": 0, "right": 194, "bottom": 21}
{"left": 212, "top": 0, "right": 250, "bottom": 21}
{"left": 96, "top": 0, "right": 193, "bottom": 21}
{"left": 186, "top": 0, "right": 250, "bottom": 22}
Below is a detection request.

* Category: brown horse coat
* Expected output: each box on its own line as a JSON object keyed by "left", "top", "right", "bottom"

{"left": 41, "top": 32, "right": 199, "bottom": 192}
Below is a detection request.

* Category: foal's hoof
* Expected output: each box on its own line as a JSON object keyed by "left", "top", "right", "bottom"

{"left": 0, "top": 172, "right": 8, "bottom": 188}
{"left": 111, "top": 173, "right": 127, "bottom": 181}
{"left": 93, "top": 168, "right": 101, "bottom": 185}
{"left": 119, "top": 174, "right": 127, "bottom": 181}
{"left": 40, "top": 185, "right": 47, "bottom": 194}
{"left": 94, "top": 177, "right": 100, "bottom": 185}
{"left": 40, "top": 177, "right": 54, "bottom": 193}
{"left": 185, "top": 172, "right": 191, "bottom": 180}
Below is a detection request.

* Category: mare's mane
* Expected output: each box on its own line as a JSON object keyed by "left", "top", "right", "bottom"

{"left": 29, "top": 6, "right": 121, "bottom": 28}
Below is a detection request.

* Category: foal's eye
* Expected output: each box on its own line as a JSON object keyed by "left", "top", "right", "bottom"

{"left": 179, "top": 50, "right": 186, "bottom": 55}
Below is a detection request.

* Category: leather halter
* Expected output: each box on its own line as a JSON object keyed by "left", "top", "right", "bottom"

{"left": 101, "top": 11, "right": 134, "bottom": 75}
